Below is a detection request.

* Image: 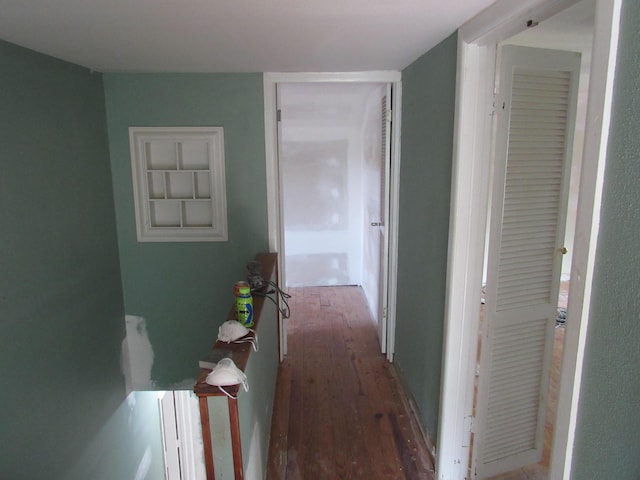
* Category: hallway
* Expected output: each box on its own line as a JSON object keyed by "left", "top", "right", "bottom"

{"left": 266, "top": 286, "right": 435, "bottom": 480}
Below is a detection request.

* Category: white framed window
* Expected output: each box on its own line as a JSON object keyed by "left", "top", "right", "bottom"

{"left": 129, "top": 126, "right": 228, "bottom": 242}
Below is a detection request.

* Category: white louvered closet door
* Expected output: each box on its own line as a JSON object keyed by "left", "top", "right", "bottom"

{"left": 377, "top": 85, "right": 392, "bottom": 354}
{"left": 472, "top": 45, "right": 581, "bottom": 479}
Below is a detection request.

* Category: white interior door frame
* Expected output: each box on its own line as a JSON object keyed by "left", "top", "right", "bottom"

{"left": 263, "top": 71, "right": 403, "bottom": 361}
{"left": 437, "top": 0, "right": 621, "bottom": 479}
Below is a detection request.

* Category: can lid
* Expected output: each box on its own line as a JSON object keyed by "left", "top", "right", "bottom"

{"left": 234, "top": 281, "right": 251, "bottom": 295}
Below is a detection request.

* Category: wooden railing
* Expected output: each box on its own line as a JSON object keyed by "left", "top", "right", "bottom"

{"left": 194, "top": 252, "right": 279, "bottom": 480}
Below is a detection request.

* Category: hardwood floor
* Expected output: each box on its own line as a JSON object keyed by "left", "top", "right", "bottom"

{"left": 266, "top": 286, "right": 435, "bottom": 480}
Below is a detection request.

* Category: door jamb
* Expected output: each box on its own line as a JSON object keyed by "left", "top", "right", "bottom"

{"left": 263, "top": 71, "right": 403, "bottom": 361}
{"left": 437, "top": 0, "right": 621, "bottom": 478}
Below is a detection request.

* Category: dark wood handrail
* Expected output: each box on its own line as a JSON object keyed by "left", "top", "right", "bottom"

{"left": 194, "top": 252, "right": 277, "bottom": 397}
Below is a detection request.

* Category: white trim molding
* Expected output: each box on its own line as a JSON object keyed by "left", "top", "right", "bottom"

{"left": 553, "top": 1, "right": 621, "bottom": 477}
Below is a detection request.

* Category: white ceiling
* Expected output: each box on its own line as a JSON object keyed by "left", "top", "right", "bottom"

{"left": 0, "top": 0, "right": 495, "bottom": 73}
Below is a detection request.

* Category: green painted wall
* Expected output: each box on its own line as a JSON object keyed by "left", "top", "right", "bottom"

{"left": 571, "top": 1, "right": 640, "bottom": 477}
{"left": 395, "top": 32, "right": 458, "bottom": 439}
{"left": 0, "top": 40, "right": 163, "bottom": 479}
{"left": 103, "top": 73, "right": 269, "bottom": 387}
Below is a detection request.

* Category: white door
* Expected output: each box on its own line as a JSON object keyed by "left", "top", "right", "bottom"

{"left": 375, "top": 86, "right": 392, "bottom": 352}
{"left": 472, "top": 45, "right": 581, "bottom": 478}
{"left": 368, "top": 84, "right": 392, "bottom": 353}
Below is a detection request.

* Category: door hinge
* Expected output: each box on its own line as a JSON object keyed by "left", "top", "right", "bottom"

{"left": 276, "top": 109, "right": 282, "bottom": 122}
{"left": 491, "top": 91, "right": 506, "bottom": 117}
{"left": 490, "top": 90, "right": 497, "bottom": 117}
{"left": 462, "top": 415, "right": 474, "bottom": 447}
{"left": 383, "top": 307, "right": 388, "bottom": 320}
{"left": 464, "top": 415, "right": 474, "bottom": 433}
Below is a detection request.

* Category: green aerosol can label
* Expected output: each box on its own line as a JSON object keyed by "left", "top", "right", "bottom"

{"left": 234, "top": 281, "right": 254, "bottom": 328}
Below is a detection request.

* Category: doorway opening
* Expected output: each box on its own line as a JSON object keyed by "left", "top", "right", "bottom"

{"left": 263, "top": 72, "right": 402, "bottom": 361}
{"left": 278, "top": 81, "right": 390, "bottom": 355}
{"left": 470, "top": 4, "right": 594, "bottom": 478}
{"left": 278, "top": 82, "right": 386, "bottom": 290}
{"left": 438, "top": 0, "right": 620, "bottom": 479}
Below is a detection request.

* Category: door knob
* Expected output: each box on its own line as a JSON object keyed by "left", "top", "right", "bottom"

{"left": 559, "top": 247, "right": 568, "bottom": 255}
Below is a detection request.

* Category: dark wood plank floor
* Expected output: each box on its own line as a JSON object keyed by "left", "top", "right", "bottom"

{"left": 266, "top": 286, "right": 435, "bottom": 480}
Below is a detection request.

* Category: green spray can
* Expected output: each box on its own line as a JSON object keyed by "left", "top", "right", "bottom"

{"left": 234, "top": 281, "right": 254, "bottom": 328}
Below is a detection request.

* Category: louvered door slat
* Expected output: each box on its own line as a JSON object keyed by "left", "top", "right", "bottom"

{"left": 483, "top": 316, "right": 547, "bottom": 462}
